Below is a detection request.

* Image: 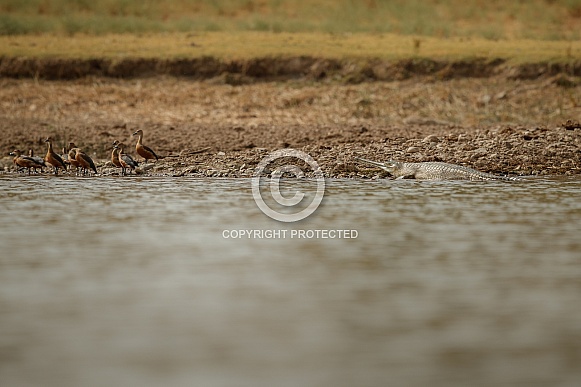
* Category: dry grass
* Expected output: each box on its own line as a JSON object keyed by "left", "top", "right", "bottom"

{"left": 1, "top": 0, "right": 580, "bottom": 40}
{"left": 1, "top": 32, "right": 580, "bottom": 64}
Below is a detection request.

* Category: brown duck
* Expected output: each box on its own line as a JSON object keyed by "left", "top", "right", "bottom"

{"left": 111, "top": 140, "right": 122, "bottom": 170}
{"left": 10, "top": 149, "right": 45, "bottom": 174}
{"left": 67, "top": 142, "right": 83, "bottom": 175}
{"left": 74, "top": 148, "right": 97, "bottom": 175}
{"left": 116, "top": 143, "right": 139, "bottom": 176}
{"left": 133, "top": 129, "right": 159, "bottom": 163}
{"left": 27, "top": 149, "right": 46, "bottom": 173}
{"left": 44, "top": 137, "right": 67, "bottom": 175}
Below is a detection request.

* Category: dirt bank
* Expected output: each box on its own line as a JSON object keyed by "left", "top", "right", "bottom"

{"left": 1, "top": 77, "right": 580, "bottom": 178}
{"left": 1, "top": 56, "right": 580, "bottom": 82}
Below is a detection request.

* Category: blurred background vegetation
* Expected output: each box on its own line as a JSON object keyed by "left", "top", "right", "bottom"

{"left": 1, "top": 0, "right": 580, "bottom": 39}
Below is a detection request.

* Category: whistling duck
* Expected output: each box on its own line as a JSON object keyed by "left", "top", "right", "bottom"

{"left": 10, "top": 149, "right": 29, "bottom": 174}
{"left": 116, "top": 144, "right": 138, "bottom": 176}
{"left": 111, "top": 140, "right": 122, "bottom": 170}
{"left": 67, "top": 142, "right": 83, "bottom": 175}
{"left": 10, "top": 149, "right": 45, "bottom": 175}
{"left": 74, "top": 148, "right": 97, "bottom": 176}
{"left": 27, "top": 149, "right": 46, "bottom": 173}
{"left": 44, "top": 137, "right": 67, "bottom": 175}
{"left": 133, "top": 129, "right": 159, "bottom": 163}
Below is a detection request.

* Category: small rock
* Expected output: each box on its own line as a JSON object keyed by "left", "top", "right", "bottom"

{"left": 217, "top": 151, "right": 226, "bottom": 156}
{"left": 422, "top": 135, "right": 440, "bottom": 143}
{"left": 470, "top": 151, "right": 486, "bottom": 161}
{"left": 495, "top": 91, "right": 507, "bottom": 100}
{"left": 406, "top": 146, "right": 421, "bottom": 153}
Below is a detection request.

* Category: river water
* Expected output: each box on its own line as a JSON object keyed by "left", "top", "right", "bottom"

{"left": 1, "top": 175, "right": 581, "bottom": 386}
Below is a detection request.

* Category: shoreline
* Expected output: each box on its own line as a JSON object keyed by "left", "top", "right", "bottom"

{"left": 1, "top": 77, "right": 580, "bottom": 178}
{"left": 3, "top": 121, "right": 580, "bottom": 179}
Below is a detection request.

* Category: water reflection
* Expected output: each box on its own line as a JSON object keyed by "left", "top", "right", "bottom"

{"left": 1, "top": 176, "right": 581, "bottom": 386}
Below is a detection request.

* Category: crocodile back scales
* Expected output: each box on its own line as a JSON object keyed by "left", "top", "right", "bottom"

{"left": 355, "top": 158, "right": 522, "bottom": 181}
{"left": 397, "top": 162, "right": 521, "bottom": 181}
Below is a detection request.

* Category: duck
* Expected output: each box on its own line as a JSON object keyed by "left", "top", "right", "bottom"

{"left": 44, "top": 137, "right": 67, "bottom": 175}
{"left": 111, "top": 140, "right": 123, "bottom": 171}
{"left": 116, "top": 143, "right": 139, "bottom": 176}
{"left": 132, "top": 129, "right": 160, "bottom": 163}
{"left": 67, "top": 142, "right": 83, "bottom": 175}
{"left": 74, "top": 148, "right": 97, "bottom": 176}
{"left": 10, "top": 149, "right": 45, "bottom": 175}
{"left": 27, "top": 149, "right": 46, "bottom": 173}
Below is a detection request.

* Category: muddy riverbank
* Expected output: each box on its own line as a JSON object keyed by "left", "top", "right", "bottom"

{"left": 1, "top": 76, "right": 580, "bottom": 178}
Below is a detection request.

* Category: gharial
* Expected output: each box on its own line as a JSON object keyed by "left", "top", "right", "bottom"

{"left": 355, "top": 157, "right": 523, "bottom": 181}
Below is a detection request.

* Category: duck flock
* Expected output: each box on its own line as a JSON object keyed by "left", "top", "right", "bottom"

{"left": 9, "top": 129, "right": 159, "bottom": 176}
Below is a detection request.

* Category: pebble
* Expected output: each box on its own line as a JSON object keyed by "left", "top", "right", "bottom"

{"left": 406, "top": 146, "right": 421, "bottom": 153}
{"left": 422, "top": 135, "right": 440, "bottom": 143}
{"left": 472, "top": 147, "right": 488, "bottom": 156}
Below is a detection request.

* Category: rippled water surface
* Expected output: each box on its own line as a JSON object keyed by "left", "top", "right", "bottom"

{"left": 1, "top": 176, "right": 581, "bottom": 387}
